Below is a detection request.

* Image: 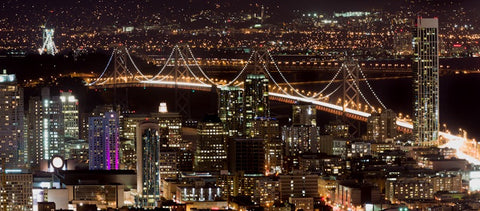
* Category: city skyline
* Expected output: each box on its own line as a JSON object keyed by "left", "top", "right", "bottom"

{"left": 2, "top": 1, "right": 480, "bottom": 211}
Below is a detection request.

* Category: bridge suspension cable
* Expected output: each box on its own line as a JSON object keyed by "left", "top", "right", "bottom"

{"left": 125, "top": 47, "right": 151, "bottom": 81}
{"left": 176, "top": 45, "right": 209, "bottom": 85}
{"left": 264, "top": 50, "right": 338, "bottom": 100}
{"left": 149, "top": 46, "right": 177, "bottom": 81}
{"left": 359, "top": 65, "right": 386, "bottom": 109}
{"left": 185, "top": 45, "right": 219, "bottom": 85}
{"left": 261, "top": 60, "right": 334, "bottom": 100}
{"left": 224, "top": 52, "right": 255, "bottom": 87}
{"left": 117, "top": 52, "right": 143, "bottom": 82}
{"left": 88, "top": 50, "right": 114, "bottom": 86}
{"left": 343, "top": 63, "right": 376, "bottom": 111}
{"left": 312, "top": 67, "right": 342, "bottom": 99}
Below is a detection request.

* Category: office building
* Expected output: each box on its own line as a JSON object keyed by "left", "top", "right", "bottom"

{"left": 325, "top": 120, "right": 349, "bottom": 138}
{"left": 217, "top": 172, "right": 262, "bottom": 198}
{"left": 413, "top": 17, "right": 439, "bottom": 146}
{"left": 228, "top": 138, "right": 265, "bottom": 174}
{"left": 244, "top": 74, "right": 269, "bottom": 136}
{"left": 194, "top": 115, "right": 227, "bottom": 172}
{"left": 159, "top": 148, "right": 179, "bottom": 179}
{"left": 367, "top": 109, "right": 397, "bottom": 142}
{"left": 27, "top": 88, "right": 64, "bottom": 166}
{"left": 27, "top": 96, "right": 43, "bottom": 167}
{"left": 60, "top": 91, "right": 79, "bottom": 140}
{"left": 254, "top": 177, "right": 280, "bottom": 207}
{"left": 56, "top": 170, "right": 136, "bottom": 209}
{"left": 0, "top": 72, "right": 24, "bottom": 167}
{"left": 0, "top": 170, "right": 33, "bottom": 211}
{"left": 151, "top": 105, "right": 183, "bottom": 149}
{"left": 334, "top": 181, "right": 380, "bottom": 209}
{"left": 251, "top": 118, "right": 282, "bottom": 174}
{"left": 292, "top": 104, "right": 316, "bottom": 126}
{"left": 319, "top": 136, "right": 348, "bottom": 158}
{"left": 88, "top": 112, "right": 120, "bottom": 170}
{"left": 278, "top": 174, "right": 319, "bottom": 202}
{"left": 282, "top": 125, "right": 320, "bottom": 156}
{"left": 64, "top": 139, "right": 89, "bottom": 162}
{"left": 136, "top": 121, "right": 161, "bottom": 207}
{"left": 218, "top": 86, "right": 244, "bottom": 137}
{"left": 41, "top": 88, "right": 65, "bottom": 161}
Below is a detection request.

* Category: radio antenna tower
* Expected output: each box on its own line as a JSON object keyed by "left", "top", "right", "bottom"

{"left": 38, "top": 11, "right": 58, "bottom": 55}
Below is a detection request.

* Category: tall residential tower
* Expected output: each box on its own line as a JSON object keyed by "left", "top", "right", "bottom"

{"left": 413, "top": 17, "right": 439, "bottom": 146}
{"left": 136, "top": 121, "right": 161, "bottom": 208}
{"left": 88, "top": 112, "right": 120, "bottom": 170}
{"left": 0, "top": 72, "right": 24, "bottom": 167}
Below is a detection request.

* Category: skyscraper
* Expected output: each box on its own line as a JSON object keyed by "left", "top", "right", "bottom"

{"left": 60, "top": 91, "right": 79, "bottom": 140}
{"left": 39, "top": 88, "right": 64, "bottom": 161}
{"left": 218, "top": 86, "right": 244, "bottom": 137}
{"left": 292, "top": 104, "right": 317, "bottom": 126}
{"left": 27, "top": 96, "right": 43, "bottom": 167}
{"left": 244, "top": 74, "right": 269, "bottom": 137}
{"left": 88, "top": 112, "right": 120, "bottom": 170}
{"left": 413, "top": 17, "right": 439, "bottom": 146}
{"left": 251, "top": 118, "right": 283, "bottom": 174}
{"left": 367, "top": 109, "right": 397, "bottom": 142}
{"left": 194, "top": 115, "right": 227, "bottom": 172}
{"left": 136, "top": 121, "right": 160, "bottom": 208}
{"left": 228, "top": 138, "right": 265, "bottom": 174}
{"left": 0, "top": 72, "right": 24, "bottom": 167}
{"left": 27, "top": 89, "right": 79, "bottom": 167}
{"left": 0, "top": 170, "right": 32, "bottom": 211}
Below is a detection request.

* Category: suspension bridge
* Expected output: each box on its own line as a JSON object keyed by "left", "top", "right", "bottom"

{"left": 85, "top": 44, "right": 477, "bottom": 159}
{"left": 86, "top": 44, "right": 408, "bottom": 129}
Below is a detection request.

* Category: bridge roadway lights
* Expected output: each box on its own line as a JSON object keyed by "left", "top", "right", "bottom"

{"left": 89, "top": 82, "right": 213, "bottom": 92}
{"left": 89, "top": 82, "right": 413, "bottom": 133}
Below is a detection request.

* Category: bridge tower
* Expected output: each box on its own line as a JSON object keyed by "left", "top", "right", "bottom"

{"left": 341, "top": 59, "right": 361, "bottom": 137}
{"left": 38, "top": 27, "right": 58, "bottom": 55}
{"left": 251, "top": 47, "right": 270, "bottom": 76}
{"left": 111, "top": 46, "right": 130, "bottom": 111}
{"left": 341, "top": 59, "right": 361, "bottom": 111}
{"left": 172, "top": 44, "right": 193, "bottom": 121}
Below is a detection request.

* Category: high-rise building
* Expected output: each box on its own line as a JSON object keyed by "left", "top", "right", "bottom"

{"left": 27, "top": 89, "right": 80, "bottom": 167}
{"left": 366, "top": 109, "right": 397, "bottom": 142}
{"left": 159, "top": 149, "right": 178, "bottom": 179}
{"left": 0, "top": 72, "right": 24, "bottom": 167}
{"left": 27, "top": 96, "right": 43, "bottom": 167}
{"left": 194, "top": 115, "right": 227, "bottom": 172}
{"left": 151, "top": 110, "right": 183, "bottom": 149}
{"left": 244, "top": 74, "right": 269, "bottom": 136}
{"left": 64, "top": 139, "right": 88, "bottom": 162}
{"left": 413, "top": 17, "right": 439, "bottom": 146}
{"left": 88, "top": 112, "right": 120, "bottom": 170}
{"left": 136, "top": 121, "right": 160, "bottom": 208}
{"left": 59, "top": 91, "right": 79, "bottom": 140}
{"left": 282, "top": 126, "right": 320, "bottom": 156}
{"left": 279, "top": 174, "right": 319, "bottom": 202}
{"left": 292, "top": 104, "right": 316, "bottom": 126}
{"left": 228, "top": 138, "right": 265, "bottom": 174}
{"left": 325, "top": 120, "right": 349, "bottom": 139}
{"left": 218, "top": 86, "right": 244, "bottom": 137}
{"left": 251, "top": 118, "right": 282, "bottom": 174}
{"left": 0, "top": 170, "right": 33, "bottom": 211}
{"left": 41, "top": 88, "right": 65, "bottom": 160}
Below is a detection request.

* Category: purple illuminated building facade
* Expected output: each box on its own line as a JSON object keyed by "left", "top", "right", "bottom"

{"left": 88, "top": 112, "right": 120, "bottom": 170}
